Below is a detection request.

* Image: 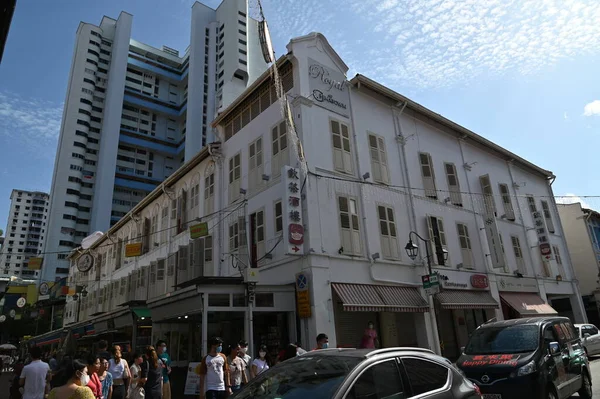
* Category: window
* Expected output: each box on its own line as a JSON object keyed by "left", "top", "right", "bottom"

{"left": 228, "top": 153, "right": 241, "bottom": 203}
{"left": 331, "top": 120, "right": 353, "bottom": 174}
{"left": 377, "top": 206, "right": 398, "bottom": 259}
{"left": 419, "top": 152, "right": 437, "bottom": 198}
{"left": 271, "top": 121, "right": 289, "bottom": 177}
{"left": 541, "top": 200, "right": 555, "bottom": 233}
{"left": 499, "top": 183, "right": 515, "bottom": 220}
{"left": 444, "top": 163, "right": 462, "bottom": 206}
{"left": 338, "top": 196, "right": 361, "bottom": 255}
{"left": 177, "top": 190, "right": 188, "bottom": 233}
{"left": 190, "top": 183, "right": 200, "bottom": 217}
{"left": 553, "top": 245, "right": 565, "bottom": 277}
{"left": 457, "top": 223, "right": 473, "bottom": 268}
{"left": 274, "top": 200, "right": 283, "bottom": 234}
{"left": 229, "top": 218, "right": 246, "bottom": 251}
{"left": 349, "top": 360, "right": 404, "bottom": 399}
{"left": 249, "top": 137, "right": 264, "bottom": 190}
{"left": 427, "top": 216, "right": 448, "bottom": 265}
{"left": 511, "top": 236, "right": 526, "bottom": 275}
{"left": 251, "top": 209, "right": 265, "bottom": 263}
{"left": 204, "top": 173, "right": 215, "bottom": 214}
{"left": 583, "top": 325, "right": 599, "bottom": 337}
{"left": 479, "top": 174, "right": 496, "bottom": 216}
{"left": 402, "top": 358, "right": 448, "bottom": 396}
{"left": 368, "top": 134, "right": 389, "bottom": 184}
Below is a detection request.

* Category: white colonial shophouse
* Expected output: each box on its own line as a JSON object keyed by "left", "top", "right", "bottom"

{"left": 61, "top": 32, "right": 586, "bottom": 366}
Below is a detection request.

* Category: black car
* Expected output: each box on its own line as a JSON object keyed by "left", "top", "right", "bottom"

{"left": 233, "top": 347, "right": 481, "bottom": 398}
{"left": 456, "top": 316, "right": 592, "bottom": 399}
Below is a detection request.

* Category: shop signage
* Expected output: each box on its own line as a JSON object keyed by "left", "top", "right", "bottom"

{"left": 483, "top": 216, "right": 506, "bottom": 269}
{"left": 283, "top": 166, "right": 304, "bottom": 255}
{"left": 497, "top": 276, "right": 538, "bottom": 292}
{"left": 295, "top": 272, "right": 311, "bottom": 318}
{"left": 308, "top": 58, "right": 350, "bottom": 116}
{"left": 532, "top": 210, "right": 554, "bottom": 261}
{"left": 185, "top": 362, "right": 202, "bottom": 395}
{"left": 189, "top": 222, "right": 208, "bottom": 239}
{"left": 470, "top": 274, "right": 489, "bottom": 289}
{"left": 38, "top": 282, "right": 50, "bottom": 301}
{"left": 125, "top": 242, "right": 143, "bottom": 257}
{"left": 16, "top": 297, "right": 26, "bottom": 308}
{"left": 28, "top": 257, "right": 43, "bottom": 270}
{"left": 438, "top": 274, "right": 468, "bottom": 289}
{"left": 422, "top": 273, "right": 440, "bottom": 295}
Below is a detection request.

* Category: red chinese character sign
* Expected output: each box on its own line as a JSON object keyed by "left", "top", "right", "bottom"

{"left": 531, "top": 210, "right": 554, "bottom": 261}
{"left": 283, "top": 166, "right": 304, "bottom": 255}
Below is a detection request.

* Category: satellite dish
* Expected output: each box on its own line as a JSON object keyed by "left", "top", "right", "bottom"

{"left": 258, "top": 20, "right": 274, "bottom": 64}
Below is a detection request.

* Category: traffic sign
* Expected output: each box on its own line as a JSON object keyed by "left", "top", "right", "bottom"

{"left": 16, "top": 297, "right": 26, "bottom": 308}
{"left": 422, "top": 273, "right": 440, "bottom": 296}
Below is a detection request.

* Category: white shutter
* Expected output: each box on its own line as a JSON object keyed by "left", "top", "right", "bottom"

{"left": 369, "top": 134, "right": 389, "bottom": 184}
{"left": 271, "top": 123, "right": 288, "bottom": 176}
{"left": 338, "top": 196, "right": 361, "bottom": 255}
{"left": 499, "top": 184, "right": 515, "bottom": 221}
{"left": 511, "top": 236, "right": 526, "bottom": 275}
{"left": 149, "top": 261, "right": 157, "bottom": 298}
{"left": 331, "top": 120, "right": 353, "bottom": 174}
{"left": 378, "top": 206, "right": 398, "bottom": 259}
{"left": 427, "top": 216, "right": 448, "bottom": 265}
{"left": 479, "top": 175, "right": 496, "bottom": 216}
{"left": 249, "top": 138, "right": 263, "bottom": 190}
{"left": 457, "top": 223, "right": 473, "bottom": 268}
{"left": 419, "top": 153, "right": 437, "bottom": 198}
{"left": 444, "top": 163, "right": 462, "bottom": 206}
{"left": 204, "top": 174, "right": 214, "bottom": 214}
{"left": 229, "top": 154, "right": 241, "bottom": 203}
{"left": 191, "top": 238, "right": 205, "bottom": 279}
{"left": 541, "top": 201, "right": 555, "bottom": 233}
{"left": 254, "top": 210, "right": 265, "bottom": 259}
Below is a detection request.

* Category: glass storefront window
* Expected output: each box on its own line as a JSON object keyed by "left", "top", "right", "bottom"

{"left": 209, "top": 293, "right": 230, "bottom": 306}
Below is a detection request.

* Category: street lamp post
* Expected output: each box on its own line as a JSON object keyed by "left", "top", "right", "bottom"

{"left": 404, "top": 231, "right": 448, "bottom": 356}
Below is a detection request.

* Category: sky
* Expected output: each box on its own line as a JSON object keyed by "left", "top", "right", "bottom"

{"left": 1, "top": 0, "right": 600, "bottom": 233}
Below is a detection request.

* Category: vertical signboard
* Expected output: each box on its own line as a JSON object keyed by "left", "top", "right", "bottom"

{"left": 283, "top": 166, "right": 304, "bottom": 255}
{"left": 532, "top": 210, "right": 554, "bottom": 261}
{"left": 295, "top": 272, "right": 311, "bottom": 318}
{"left": 483, "top": 216, "right": 506, "bottom": 269}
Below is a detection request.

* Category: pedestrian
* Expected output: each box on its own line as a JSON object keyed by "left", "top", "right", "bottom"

{"left": 47, "top": 358, "right": 95, "bottom": 399}
{"left": 139, "top": 346, "right": 162, "bottom": 399}
{"left": 226, "top": 345, "right": 247, "bottom": 393}
{"left": 127, "top": 353, "right": 143, "bottom": 398}
{"left": 250, "top": 345, "right": 270, "bottom": 378}
{"left": 155, "top": 340, "right": 171, "bottom": 399}
{"left": 237, "top": 340, "right": 251, "bottom": 377}
{"left": 295, "top": 342, "right": 307, "bottom": 355}
{"left": 98, "top": 357, "right": 113, "bottom": 399}
{"left": 49, "top": 354, "right": 59, "bottom": 373}
{"left": 19, "top": 346, "right": 51, "bottom": 399}
{"left": 313, "top": 333, "right": 329, "bottom": 350}
{"left": 96, "top": 342, "right": 110, "bottom": 363}
{"left": 359, "top": 321, "right": 379, "bottom": 349}
{"left": 197, "top": 337, "right": 231, "bottom": 399}
{"left": 107, "top": 346, "right": 130, "bottom": 399}
{"left": 85, "top": 355, "right": 102, "bottom": 399}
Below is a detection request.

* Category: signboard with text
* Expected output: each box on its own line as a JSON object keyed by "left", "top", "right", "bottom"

{"left": 532, "top": 211, "right": 554, "bottom": 261}
{"left": 295, "top": 272, "right": 312, "bottom": 318}
{"left": 125, "top": 242, "right": 143, "bottom": 257}
{"left": 189, "top": 222, "right": 208, "bottom": 239}
{"left": 283, "top": 166, "right": 304, "bottom": 255}
{"left": 308, "top": 58, "right": 350, "bottom": 117}
{"left": 422, "top": 273, "right": 440, "bottom": 296}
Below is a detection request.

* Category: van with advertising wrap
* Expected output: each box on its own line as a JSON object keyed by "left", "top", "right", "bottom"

{"left": 456, "top": 317, "right": 591, "bottom": 399}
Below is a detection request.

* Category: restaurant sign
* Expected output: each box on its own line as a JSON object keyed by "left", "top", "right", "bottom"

{"left": 308, "top": 58, "right": 349, "bottom": 116}
{"left": 283, "top": 166, "right": 304, "bottom": 255}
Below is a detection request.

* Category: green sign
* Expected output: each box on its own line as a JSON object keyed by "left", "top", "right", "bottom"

{"left": 421, "top": 273, "right": 440, "bottom": 295}
{"left": 189, "top": 222, "right": 208, "bottom": 239}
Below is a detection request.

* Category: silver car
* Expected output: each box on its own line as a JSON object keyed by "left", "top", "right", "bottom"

{"left": 575, "top": 323, "right": 600, "bottom": 356}
{"left": 233, "top": 347, "right": 481, "bottom": 398}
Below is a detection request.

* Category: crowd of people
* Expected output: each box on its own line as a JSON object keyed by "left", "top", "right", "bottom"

{"left": 8, "top": 332, "right": 331, "bottom": 399}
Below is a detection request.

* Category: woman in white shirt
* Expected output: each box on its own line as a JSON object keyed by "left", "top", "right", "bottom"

{"left": 127, "top": 353, "right": 143, "bottom": 398}
{"left": 107, "top": 346, "right": 130, "bottom": 399}
{"left": 251, "top": 345, "right": 270, "bottom": 379}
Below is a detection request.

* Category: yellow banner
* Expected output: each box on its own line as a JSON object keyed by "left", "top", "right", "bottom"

{"left": 189, "top": 222, "right": 208, "bottom": 239}
{"left": 28, "top": 257, "right": 43, "bottom": 270}
{"left": 125, "top": 242, "right": 143, "bottom": 257}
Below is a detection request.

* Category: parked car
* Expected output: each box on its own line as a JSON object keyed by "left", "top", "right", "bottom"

{"left": 575, "top": 323, "right": 600, "bottom": 356}
{"left": 233, "top": 347, "right": 482, "bottom": 398}
{"left": 457, "top": 316, "right": 592, "bottom": 399}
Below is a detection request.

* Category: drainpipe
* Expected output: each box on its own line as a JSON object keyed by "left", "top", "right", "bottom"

{"left": 217, "top": 158, "right": 225, "bottom": 277}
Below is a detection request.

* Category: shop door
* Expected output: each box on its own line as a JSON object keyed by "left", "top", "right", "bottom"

{"left": 334, "top": 300, "right": 378, "bottom": 348}
{"left": 438, "top": 309, "right": 459, "bottom": 360}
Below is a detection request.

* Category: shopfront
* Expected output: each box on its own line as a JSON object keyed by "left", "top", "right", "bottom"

{"left": 545, "top": 279, "right": 583, "bottom": 323}
{"left": 434, "top": 272, "right": 499, "bottom": 360}
{"left": 331, "top": 282, "right": 430, "bottom": 349}
{"left": 497, "top": 276, "right": 558, "bottom": 319}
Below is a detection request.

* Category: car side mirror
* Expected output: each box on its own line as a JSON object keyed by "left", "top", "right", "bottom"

{"left": 548, "top": 342, "right": 560, "bottom": 355}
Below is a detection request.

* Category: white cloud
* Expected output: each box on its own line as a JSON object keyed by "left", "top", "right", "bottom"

{"left": 563, "top": 111, "right": 569, "bottom": 120}
{"left": 555, "top": 193, "right": 591, "bottom": 209}
{"left": 583, "top": 100, "right": 600, "bottom": 116}
{"left": 260, "top": 0, "right": 600, "bottom": 89}
{"left": 0, "top": 91, "right": 63, "bottom": 159}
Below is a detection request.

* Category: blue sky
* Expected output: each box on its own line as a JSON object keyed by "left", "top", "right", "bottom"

{"left": 0, "top": 0, "right": 599, "bottom": 232}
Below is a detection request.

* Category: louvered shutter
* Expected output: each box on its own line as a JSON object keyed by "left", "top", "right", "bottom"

{"left": 445, "top": 163, "right": 462, "bottom": 206}
{"left": 420, "top": 153, "right": 437, "bottom": 198}
{"left": 499, "top": 184, "right": 515, "bottom": 221}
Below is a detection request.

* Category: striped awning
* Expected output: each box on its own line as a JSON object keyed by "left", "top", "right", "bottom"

{"left": 500, "top": 292, "right": 557, "bottom": 317}
{"left": 332, "top": 283, "right": 429, "bottom": 313}
{"left": 436, "top": 289, "right": 499, "bottom": 310}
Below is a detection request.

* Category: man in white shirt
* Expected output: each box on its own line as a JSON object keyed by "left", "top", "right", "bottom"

{"left": 20, "top": 346, "right": 51, "bottom": 399}
{"left": 197, "top": 337, "right": 231, "bottom": 399}
{"left": 237, "top": 339, "right": 252, "bottom": 378}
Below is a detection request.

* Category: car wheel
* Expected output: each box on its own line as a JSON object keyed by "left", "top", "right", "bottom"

{"left": 579, "top": 372, "right": 592, "bottom": 399}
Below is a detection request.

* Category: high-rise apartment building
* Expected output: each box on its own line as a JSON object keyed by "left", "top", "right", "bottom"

{"left": 42, "top": 0, "right": 267, "bottom": 282}
{"left": 0, "top": 190, "right": 49, "bottom": 279}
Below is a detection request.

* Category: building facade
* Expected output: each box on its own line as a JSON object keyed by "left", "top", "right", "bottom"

{"left": 557, "top": 203, "right": 600, "bottom": 325}
{"left": 42, "top": 0, "right": 267, "bottom": 283}
{"left": 57, "top": 32, "right": 586, "bottom": 375}
{"left": 0, "top": 190, "right": 49, "bottom": 279}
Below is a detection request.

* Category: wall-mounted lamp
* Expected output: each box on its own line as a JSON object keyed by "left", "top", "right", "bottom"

{"left": 262, "top": 174, "right": 270, "bottom": 181}
{"left": 239, "top": 188, "right": 247, "bottom": 195}
{"left": 371, "top": 252, "right": 380, "bottom": 261}
{"left": 362, "top": 172, "right": 370, "bottom": 180}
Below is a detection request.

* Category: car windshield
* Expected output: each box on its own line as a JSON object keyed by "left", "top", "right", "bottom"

{"left": 465, "top": 325, "right": 539, "bottom": 355}
{"left": 233, "top": 354, "right": 361, "bottom": 399}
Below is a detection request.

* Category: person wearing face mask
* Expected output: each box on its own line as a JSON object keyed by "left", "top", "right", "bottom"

{"left": 197, "top": 337, "right": 231, "bottom": 399}
{"left": 237, "top": 340, "right": 251, "bottom": 380}
{"left": 250, "top": 345, "right": 270, "bottom": 378}
{"left": 155, "top": 340, "right": 171, "bottom": 399}
{"left": 360, "top": 321, "right": 379, "bottom": 349}
{"left": 48, "top": 359, "right": 95, "bottom": 399}
{"left": 314, "top": 333, "right": 329, "bottom": 350}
